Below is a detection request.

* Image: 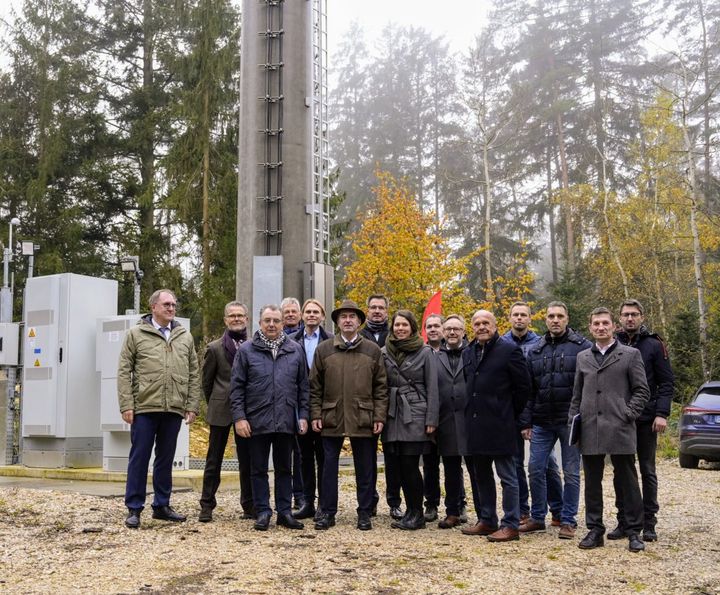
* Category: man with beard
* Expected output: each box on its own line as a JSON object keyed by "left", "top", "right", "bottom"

{"left": 199, "top": 301, "right": 254, "bottom": 522}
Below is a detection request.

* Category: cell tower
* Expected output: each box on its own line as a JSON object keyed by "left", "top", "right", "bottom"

{"left": 236, "top": 0, "right": 332, "bottom": 323}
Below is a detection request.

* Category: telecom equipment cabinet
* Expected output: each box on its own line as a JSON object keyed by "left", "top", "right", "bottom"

{"left": 96, "top": 315, "right": 191, "bottom": 472}
{"left": 21, "top": 273, "right": 118, "bottom": 468}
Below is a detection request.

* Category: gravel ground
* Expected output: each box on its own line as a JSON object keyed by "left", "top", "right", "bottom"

{"left": 1, "top": 459, "right": 718, "bottom": 594}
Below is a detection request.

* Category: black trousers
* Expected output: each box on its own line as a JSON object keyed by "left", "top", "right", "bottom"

{"left": 398, "top": 454, "right": 424, "bottom": 513}
{"left": 292, "top": 437, "right": 304, "bottom": 504}
{"left": 422, "top": 446, "right": 441, "bottom": 507}
{"left": 383, "top": 447, "right": 403, "bottom": 507}
{"left": 613, "top": 421, "right": 659, "bottom": 530}
{"left": 423, "top": 449, "right": 467, "bottom": 512}
{"left": 583, "top": 454, "right": 643, "bottom": 535}
{"left": 298, "top": 429, "right": 324, "bottom": 504}
{"left": 320, "top": 436, "right": 376, "bottom": 516}
{"left": 200, "top": 423, "right": 253, "bottom": 513}
{"left": 248, "top": 433, "right": 294, "bottom": 516}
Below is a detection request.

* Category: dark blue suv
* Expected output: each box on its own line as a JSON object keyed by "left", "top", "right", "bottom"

{"left": 678, "top": 381, "right": 720, "bottom": 468}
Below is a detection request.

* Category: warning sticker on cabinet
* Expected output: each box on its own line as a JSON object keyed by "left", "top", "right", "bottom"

{"left": 28, "top": 328, "right": 36, "bottom": 338}
{"left": 34, "top": 359, "right": 41, "bottom": 367}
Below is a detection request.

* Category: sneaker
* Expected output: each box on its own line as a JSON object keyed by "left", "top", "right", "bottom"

{"left": 558, "top": 524, "right": 576, "bottom": 539}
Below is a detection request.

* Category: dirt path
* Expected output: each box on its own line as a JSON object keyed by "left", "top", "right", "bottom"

{"left": 1, "top": 459, "right": 718, "bottom": 594}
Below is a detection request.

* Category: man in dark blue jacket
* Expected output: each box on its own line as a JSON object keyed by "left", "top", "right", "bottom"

{"left": 462, "top": 310, "right": 531, "bottom": 543}
{"left": 520, "top": 301, "right": 592, "bottom": 540}
{"left": 502, "top": 301, "right": 563, "bottom": 526}
{"left": 230, "top": 305, "right": 310, "bottom": 531}
{"left": 612, "top": 299, "right": 675, "bottom": 542}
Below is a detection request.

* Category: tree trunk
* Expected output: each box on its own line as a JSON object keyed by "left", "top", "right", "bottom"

{"left": 599, "top": 154, "right": 629, "bottom": 298}
{"left": 482, "top": 139, "right": 493, "bottom": 300}
{"left": 546, "top": 143, "right": 558, "bottom": 283}
{"left": 202, "top": 85, "right": 211, "bottom": 341}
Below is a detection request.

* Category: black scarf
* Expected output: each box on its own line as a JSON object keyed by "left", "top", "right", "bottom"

{"left": 222, "top": 328, "right": 247, "bottom": 365}
{"left": 365, "top": 319, "right": 388, "bottom": 334}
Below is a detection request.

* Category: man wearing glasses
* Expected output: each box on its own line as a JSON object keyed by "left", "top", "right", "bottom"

{"left": 612, "top": 299, "right": 675, "bottom": 543}
{"left": 199, "top": 302, "right": 254, "bottom": 522}
{"left": 118, "top": 289, "right": 201, "bottom": 529}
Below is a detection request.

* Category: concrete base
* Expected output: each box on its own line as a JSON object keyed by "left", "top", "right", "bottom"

{"left": 22, "top": 437, "right": 102, "bottom": 468}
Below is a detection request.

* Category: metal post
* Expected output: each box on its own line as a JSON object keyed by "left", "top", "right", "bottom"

{"left": 1, "top": 218, "right": 19, "bottom": 465}
{"left": 133, "top": 275, "right": 141, "bottom": 315}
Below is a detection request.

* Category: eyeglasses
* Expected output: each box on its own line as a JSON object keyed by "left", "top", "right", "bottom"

{"left": 160, "top": 302, "right": 177, "bottom": 309}
{"left": 620, "top": 312, "right": 641, "bottom": 318}
{"left": 444, "top": 327, "right": 464, "bottom": 333}
{"left": 226, "top": 314, "right": 247, "bottom": 319}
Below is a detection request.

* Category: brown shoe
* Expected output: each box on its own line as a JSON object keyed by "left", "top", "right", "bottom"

{"left": 558, "top": 524, "right": 576, "bottom": 539}
{"left": 519, "top": 518, "right": 546, "bottom": 533}
{"left": 438, "top": 515, "right": 462, "bottom": 529}
{"left": 461, "top": 521, "right": 498, "bottom": 536}
{"left": 551, "top": 515, "right": 562, "bottom": 527}
{"left": 520, "top": 513, "right": 530, "bottom": 524}
{"left": 487, "top": 526, "right": 520, "bottom": 542}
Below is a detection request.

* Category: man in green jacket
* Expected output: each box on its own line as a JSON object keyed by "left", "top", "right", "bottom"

{"left": 118, "top": 289, "right": 201, "bottom": 529}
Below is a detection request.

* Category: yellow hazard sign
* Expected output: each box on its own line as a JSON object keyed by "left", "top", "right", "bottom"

{"left": 28, "top": 328, "right": 36, "bottom": 337}
{"left": 34, "top": 359, "right": 41, "bottom": 367}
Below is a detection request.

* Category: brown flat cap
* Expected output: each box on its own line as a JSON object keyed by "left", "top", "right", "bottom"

{"left": 331, "top": 299, "right": 366, "bottom": 325}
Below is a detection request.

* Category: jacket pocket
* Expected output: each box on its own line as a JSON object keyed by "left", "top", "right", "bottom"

{"left": 321, "top": 401, "right": 338, "bottom": 428}
{"left": 357, "top": 400, "right": 373, "bottom": 429}
{"left": 171, "top": 373, "right": 189, "bottom": 410}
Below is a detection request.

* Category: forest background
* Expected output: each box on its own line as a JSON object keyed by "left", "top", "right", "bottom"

{"left": 0, "top": 0, "right": 718, "bottom": 406}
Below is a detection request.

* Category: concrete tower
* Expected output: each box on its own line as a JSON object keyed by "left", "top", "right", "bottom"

{"left": 236, "top": 0, "right": 333, "bottom": 325}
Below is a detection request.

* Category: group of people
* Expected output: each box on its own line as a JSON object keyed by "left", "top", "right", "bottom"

{"left": 117, "top": 289, "right": 674, "bottom": 553}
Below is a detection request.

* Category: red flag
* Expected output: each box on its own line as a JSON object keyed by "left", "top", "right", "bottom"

{"left": 421, "top": 291, "right": 442, "bottom": 342}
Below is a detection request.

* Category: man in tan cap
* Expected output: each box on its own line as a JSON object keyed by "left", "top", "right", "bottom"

{"left": 309, "top": 300, "right": 388, "bottom": 531}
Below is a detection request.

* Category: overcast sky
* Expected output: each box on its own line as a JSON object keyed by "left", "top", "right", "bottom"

{"left": 326, "top": 0, "right": 488, "bottom": 60}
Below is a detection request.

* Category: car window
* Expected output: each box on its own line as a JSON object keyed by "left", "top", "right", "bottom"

{"left": 693, "top": 392, "right": 720, "bottom": 409}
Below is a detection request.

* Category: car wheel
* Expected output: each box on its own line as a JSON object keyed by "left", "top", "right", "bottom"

{"left": 679, "top": 453, "right": 699, "bottom": 469}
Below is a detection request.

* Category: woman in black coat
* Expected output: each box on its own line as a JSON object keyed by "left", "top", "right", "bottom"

{"left": 381, "top": 310, "right": 439, "bottom": 530}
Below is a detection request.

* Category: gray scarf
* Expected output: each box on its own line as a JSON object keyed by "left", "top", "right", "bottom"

{"left": 258, "top": 329, "right": 286, "bottom": 359}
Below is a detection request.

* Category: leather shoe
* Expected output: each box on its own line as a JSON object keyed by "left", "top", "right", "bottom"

{"left": 438, "top": 515, "right": 462, "bottom": 529}
{"left": 643, "top": 528, "right": 657, "bottom": 542}
{"left": 314, "top": 512, "right": 336, "bottom": 530}
{"left": 607, "top": 523, "right": 626, "bottom": 540}
{"left": 558, "top": 524, "right": 576, "bottom": 539}
{"left": 519, "top": 518, "right": 546, "bottom": 533}
{"left": 389, "top": 506, "right": 404, "bottom": 521}
{"left": 277, "top": 512, "right": 304, "bottom": 530}
{"left": 151, "top": 505, "right": 186, "bottom": 522}
{"left": 423, "top": 505, "right": 438, "bottom": 522}
{"left": 125, "top": 508, "right": 141, "bottom": 529}
{"left": 461, "top": 521, "right": 498, "bottom": 536}
{"left": 254, "top": 511, "right": 272, "bottom": 531}
{"left": 391, "top": 509, "right": 426, "bottom": 530}
{"left": 628, "top": 534, "right": 645, "bottom": 552}
{"left": 487, "top": 526, "right": 520, "bottom": 542}
{"left": 293, "top": 502, "right": 316, "bottom": 520}
{"left": 550, "top": 515, "right": 562, "bottom": 527}
{"left": 357, "top": 512, "right": 372, "bottom": 531}
{"left": 198, "top": 507, "right": 213, "bottom": 523}
{"left": 578, "top": 530, "right": 604, "bottom": 549}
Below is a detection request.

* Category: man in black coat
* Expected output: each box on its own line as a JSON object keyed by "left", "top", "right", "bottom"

{"left": 230, "top": 305, "right": 310, "bottom": 531}
{"left": 612, "top": 299, "right": 675, "bottom": 542}
{"left": 462, "top": 310, "right": 531, "bottom": 543}
{"left": 199, "top": 301, "right": 253, "bottom": 522}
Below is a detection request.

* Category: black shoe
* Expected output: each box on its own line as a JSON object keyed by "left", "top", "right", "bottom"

{"left": 254, "top": 511, "right": 272, "bottom": 531}
{"left": 607, "top": 523, "right": 626, "bottom": 540}
{"left": 293, "top": 497, "right": 306, "bottom": 511}
{"left": 293, "top": 502, "right": 316, "bottom": 520}
{"left": 628, "top": 533, "right": 646, "bottom": 552}
{"left": 389, "top": 506, "right": 404, "bottom": 521}
{"left": 314, "top": 512, "right": 336, "bottom": 530}
{"left": 313, "top": 506, "right": 323, "bottom": 523}
{"left": 125, "top": 508, "right": 141, "bottom": 529}
{"left": 459, "top": 504, "right": 468, "bottom": 524}
{"left": 424, "top": 505, "right": 438, "bottom": 522}
{"left": 241, "top": 510, "right": 255, "bottom": 520}
{"left": 151, "top": 505, "right": 186, "bottom": 522}
{"left": 357, "top": 512, "right": 372, "bottom": 531}
{"left": 578, "top": 530, "right": 604, "bottom": 550}
{"left": 643, "top": 528, "right": 657, "bottom": 542}
{"left": 392, "top": 509, "right": 426, "bottom": 531}
{"left": 278, "top": 512, "right": 304, "bottom": 529}
{"left": 198, "top": 507, "right": 213, "bottom": 523}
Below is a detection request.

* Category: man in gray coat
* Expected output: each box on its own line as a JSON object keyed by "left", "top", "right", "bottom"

{"left": 198, "top": 301, "right": 253, "bottom": 522}
{"left": 569, "top": 307, "right": 650, "bottom": 553}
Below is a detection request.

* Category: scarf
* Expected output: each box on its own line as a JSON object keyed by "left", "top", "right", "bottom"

{"left": 222, "top": 328, "right": 247, "bottom": 365}
{"left": 258, "top": 329, "right": 286, "bottom": 359}
{"left": 365, "top": 319, "right": 388, "bottom": 334}
{"left": 385, "top": 333, "right": 424, "bottom": 367}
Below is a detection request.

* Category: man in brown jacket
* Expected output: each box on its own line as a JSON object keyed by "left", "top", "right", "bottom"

{"left": 569, "top": 307, "right": 649, "bottom": 553}
{"left": 198, "top": 301, "right": 253, "bottom": 522}
{"left": 310, "top": 300, "right": 388, "bottom": 531}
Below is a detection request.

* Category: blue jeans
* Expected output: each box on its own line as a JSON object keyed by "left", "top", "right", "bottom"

{"left": 516, "top": 431, "right": 563, "bottom": 517}
{"left": 528, "top": 424, "right": 581, "bottom": 526}
{"left": 470, "top": 455, "right": 519, "bottom": 529}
